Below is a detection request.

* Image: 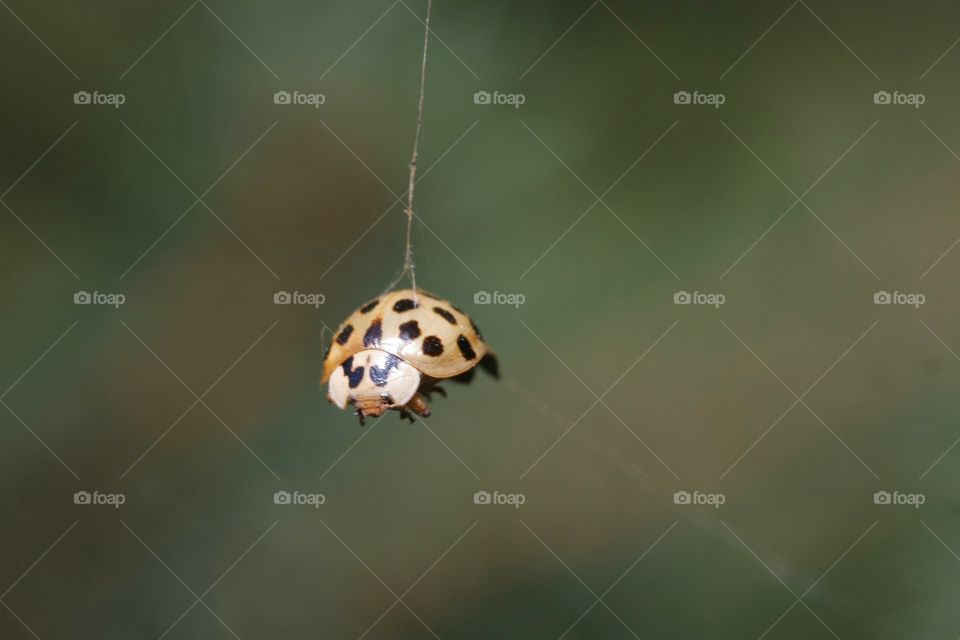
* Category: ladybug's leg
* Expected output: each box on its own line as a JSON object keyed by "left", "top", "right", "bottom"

{"left": 420, "top": 384, "right": 446, "bottom": 401}
{"left": 405, "top": 393, "right": 432, "bottom": 419}
{"left": 417, "top": 377, "right": 446, "bottom": 402}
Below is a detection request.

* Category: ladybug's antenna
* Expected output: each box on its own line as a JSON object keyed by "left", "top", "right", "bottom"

{"left": 397, "top": 0, "right": 432, "bottom": 302}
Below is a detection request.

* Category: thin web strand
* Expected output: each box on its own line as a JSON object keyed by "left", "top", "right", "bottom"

{"left": 396, "top": 0, "right": 432, "bottom": 301}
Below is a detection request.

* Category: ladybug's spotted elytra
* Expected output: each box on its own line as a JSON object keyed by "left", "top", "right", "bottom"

{"left": 322, "top": 289, "right": 498, "bottom": 424}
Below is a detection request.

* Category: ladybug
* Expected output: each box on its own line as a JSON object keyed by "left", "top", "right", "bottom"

{"left": 321, "top": 289, "right": 498, "bottom": 424}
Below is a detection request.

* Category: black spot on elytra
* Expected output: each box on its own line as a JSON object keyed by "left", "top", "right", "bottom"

{"left": 457, "top": 335, "right": 477, "bottom": 360}
{"left": 433, "top": 307, "right": 456, "bottom": 324}
{"left": 336, "top": 325, "right": 353, "bottom": 345}
{"left": 470, "top": 319, "right": 484, "bottom": 341}
{"left": 370, "top": 354, "right": 400, "bottom": 386}
{"left": 399, "top": 320, "right": 421, "bottom": 341}
{"left": 363, "top": 319, "right": 382, "bottom": 347}
{"left": 360, "top": 299, "right": 379, "bottom": 313}
{"left": 422, "top": 336, "right": 444, "bottom": 356}
{"left": 393, "top": 299, "right": 419, "bottom": 313}
{"left": 342, "top": 357, "right": 365, "bottom": 388}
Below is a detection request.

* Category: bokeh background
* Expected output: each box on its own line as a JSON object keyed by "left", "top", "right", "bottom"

{"left": 3, "top": 0, "right": 960, "bottom": 637}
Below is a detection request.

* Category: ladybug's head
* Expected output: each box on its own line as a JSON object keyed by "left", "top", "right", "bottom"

{"left": 326, "top": 348, "right": 422, "bottom": 419}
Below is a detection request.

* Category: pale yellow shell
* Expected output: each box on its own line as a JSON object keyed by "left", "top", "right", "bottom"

{"left": 321, "top": 289, "right": 488, "bottom": 383}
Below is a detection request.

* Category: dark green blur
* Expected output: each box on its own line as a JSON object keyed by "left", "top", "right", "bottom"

{"left": 2, "top": 1, "right": 960, "bottom": 638}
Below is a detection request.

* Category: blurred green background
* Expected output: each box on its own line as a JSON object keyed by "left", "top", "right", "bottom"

{"left": 3, "top": 0, "right": 960, "bottom": 637}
